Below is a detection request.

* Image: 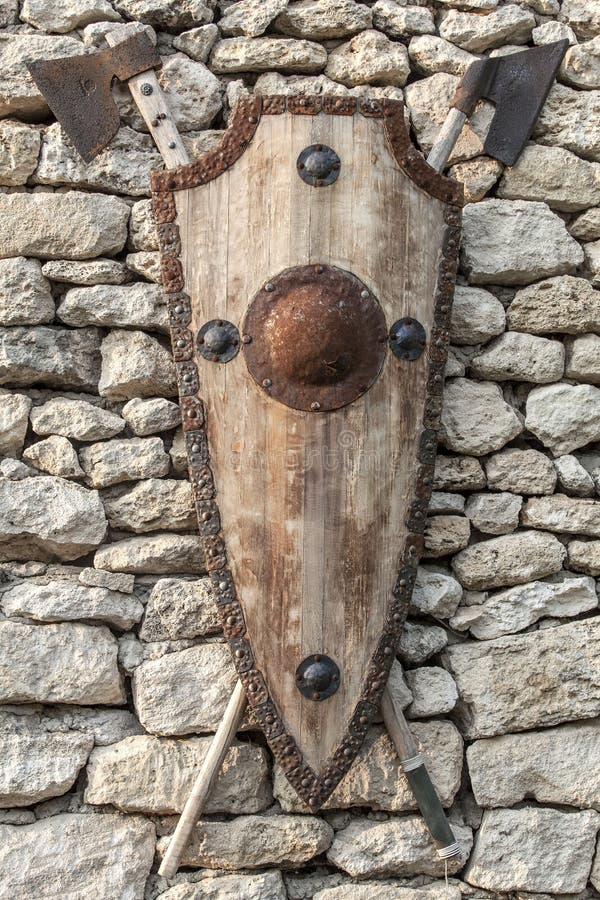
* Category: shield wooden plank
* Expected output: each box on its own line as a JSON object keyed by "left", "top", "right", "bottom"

{"left": 151, "top": 95, "right": 462, "bottom": 809}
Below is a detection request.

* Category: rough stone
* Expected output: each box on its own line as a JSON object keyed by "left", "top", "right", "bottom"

{"left": 275, "top": 0, "right": 372, "bottom": 39}
{"left": 0, "top": 579, "right": 143, "bottom": 630}
{"left": 85, "top": 735, "right": 270, "bottom": 814}
{"left": 0, "top": 391, "right": 31, "bottom": 458}
{"left": 555, "top": 454, "right": 596, "bottom": 496}
{"left": 467, "top": 720, "right": 600, "bottom": 808}
{"left": 210, "top": 37, "right": 326, "bottom": 74}
{"left": 0, "top": 258, "right": 52, "bottom": 327}
{"left": 21, "top": 0, "right": 121, "bottom": 33}
{"left": 125, "top": 251, "right": 161, "bottom": 283}
{"left": 0, "top": 715, "right": 92, "bottom": 806}
{"left": 113, "top": 0, "right": 213, "bottom": 30}
{"left": 526, "top": 383, "right": 600, "bottom": 455}
{"left": 327, "top": 817, "right": 472, "bottom": 877}
{"left": 470, "top": 332, "right": 564, "bottom": 383}
{"left": 0, "top": 813, "right": 155, "bottom": 899}
{"left": 452, "top": 529, "right": 566, "bottom": 590}
{"left": 157, "top": 873, "right": 287, "bottom": 900}
{"left": 172, "top": 24, "right": 219, "bottom": 62}
{"left": 0, "top": 620, "right": 124, "bottom": 705}
{"left": 94, "top": 533, "right": 204, "bottom": 575}
{"left": 522, "top": 494, "right": 600, "bottom": 537}
{"left": 41, "top": 258, "right": 131, "bottom": 286}
{"left": 561, "top": 36, "right": 600, "bottom": 90}
{"left": 565, "top": 334, "right": 600, "bottom": 385}
{"left": 405, "top": 73, "right": 493, "bottom": 162}
{"left": 428, "top": 492, "right": 465, "bottom": 515}
{"left": 0, "top": 120, "right": 40, "bottom": 186}
{"left": 128, "top": 199, "right": 158, "bottom": 252}
{"left": 0, "top": 476, "right": 106, "bottom": 561}
{"left": 533, "top": 20, "right": 577, "bottom": 45}
{"left": 0, "top": 33, "right": 86, "bottom": 118}
{"left": 443, "top": 618, "right": 600, "bottom": 738}
{"left": 464, "top": 807, "right": 599, "bottom": 893}
{"left": 274, "top": 721, "right": 462, "bottom": 812}
{"left": 423, "top": 514, "right": 470, "bottom": 557}
{"left": 30, "top": 397, "right": 125, "bottom": 442}
{"left": 99, "top": 330, "right": 177, "bottom": 401}
{"left": 434, "top": 455, "right": 486, "bottom": 491}
{"left": 568, "top": 539, "right": 600, "bottom": 575}
{"left": 439, "top": 4, "right": 534, "bottom": 51}
{"left": 561, "top": 0, "right": 600, "bottom": 40}
{"left": 509, "top": 276, "right": 600, "bottom": 335}
{"left": 461, "top": 200, "right": 583, "bottom": 285}
{"left": 312, "top": 885, "right": 460, "bottom": 900}
{"left": 133, "top": 643, "right": 235, "bottom": 735}
{"left": 0, "top": 191, "right": 129, "bottom": 260}
{"left": 398, "top": 621, "right": 448, "bottom": 664}
{"left": 325, "top": 30, "right": 410, "bottom": 87}
{"left": 122, "top": 397, "right": 181, "bottom": 435}
{"left": 465, "top": 492, "right": 522, "bottom": 535}
{"left": 408, "top": 34, "right": 475, "bottom": 77}
{"left": 148, "top": 54, "right": 222, "bottom": 132}
{"left": 450, "top": 574, "right": 597, "bottom": 639}
{"left": 405, "top": 667, "right": 458, "bottom": 718}
{"left": 448, "top": 156, "right": 503, "bottom": 203}
{"left": 219, "top": 0, "right": 286, "bottom": 37}
{"left": 58, "top": 284, "right": 167, "bottom": 333}
{"left": 440, "top": 378, "right": 523, "bottom": 456}
{"left": 23, "top": 435, "right": 84, "bottom": 479}
{"left": 570, "top": 208, "right": 600, "bottom": 242}
{"left": 410, "top": 566, "right": 462, "bottom": 617}
{"left": 585, "top": 239, "right": 600, "bottom": 287}
{"left": 140, "top": 577, "right": 219, "bottom": 640}
{"left": 78, "top": 566, "right": 135, "bottom": 594}
{"left": 534, "top": 84, "right": 600, "bottom": 162}
{"left": 79, "top": 437, "right": 170, "bottom": 489}
{"left": 0, "top": 0, "right": 16, "bottom": 27}
{"left": 372, "top": 1, "right": 434, "bottom": 37}
{"left": 498, "top": 144, "right": 600, "bottom": 212}
{"left": 0, "top": 326, "right": 101, "bottom": 392}
{"left": 102, "top": 478, "right": 195, "bottom": 533}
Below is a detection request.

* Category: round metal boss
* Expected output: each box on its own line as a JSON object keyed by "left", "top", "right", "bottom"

{"left": 242, "top": 264, "right": 388, "bottom": 412}
{"left": 295, "top": 654, "right": 340, "bottom": 701}
{"left": 197, "top": 319, "right": 240, "bottom": 363}
{"left": 297, "top": 144, "right": 341, "bottom": 187}
{"left": 389, "top": 317, "right": 427, "bottom": 361}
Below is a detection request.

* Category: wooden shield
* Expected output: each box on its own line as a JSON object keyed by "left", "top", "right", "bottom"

{"left": 151, "top": 95, "right": 462, "bottom": 809}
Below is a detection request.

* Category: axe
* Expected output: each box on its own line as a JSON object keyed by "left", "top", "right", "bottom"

{"left": 26, "top": 26, "right": 567, "bottom": 878}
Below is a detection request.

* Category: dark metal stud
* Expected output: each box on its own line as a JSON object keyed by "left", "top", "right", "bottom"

{"left": 389, "top": 317, "right": 427, "bottom": 361}
{"left": 295, "top": 654, "right": 340, "bottom": 701}
{"left": 140, "top": 82, "right": 153, "bottom": 95}
{"left": 297, "top": 144, "right": 341, "bottom": 187}
{"left": 197, "top": 319, "right": 240, "bottom": 364}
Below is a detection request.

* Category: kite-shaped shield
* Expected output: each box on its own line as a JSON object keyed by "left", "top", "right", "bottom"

{"left": 151, "top": 95, "right": 462, "bottom": 810}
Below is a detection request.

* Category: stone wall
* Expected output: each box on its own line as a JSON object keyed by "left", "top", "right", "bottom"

{"left": 0, "top": 0, "right": 599, "bottom": 897}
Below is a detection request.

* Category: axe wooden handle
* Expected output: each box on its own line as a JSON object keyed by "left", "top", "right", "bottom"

{"left": 426, "top": 108, "right": 467, "bottom": 175}
{"left": 105, "top": 26, "right": 189, "bottom": 168}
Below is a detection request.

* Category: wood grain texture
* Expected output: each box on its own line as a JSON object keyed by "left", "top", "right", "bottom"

{"left": 176, "top": 110, "right": 447, "bottom": 774}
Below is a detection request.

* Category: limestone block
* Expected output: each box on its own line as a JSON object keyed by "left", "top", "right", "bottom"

{"left": 410, "top": 566, "right": 462, "bottom": 617}
{"left": 219, "top": 0, "right": 287, "bottom": 36}
{"left": 125, "top": 251, "right": 161, "bottom": 283}
{"left": 158, "top": 873, "right": 287, "bottom": 900}
{"left": 452, "top": 529, "right": 566, "bottom": 590}
{"left": 433, "top": 455, "right": 486, "bottom": 491}
{"left": 20, "top": 0, "right": 121, "bottom": 33}
{"left": 555, "top": 454, "right": 595, "bottom": 496}
{"left": 372, "top": 1, "right": 435, "bottom": 38}
{"left": 0, "top": 257, "right": 53, "bottom": 327}
{"left": 423, "top": 514, "right": 470, "bottom": 557}
{"left": 85, "top": 735, "right": 271, "bottom": 813}
{"left": 447, "top": 156, "right": 503, "bottom": 203}
{"left": 465, "top": 491, "right": 522, "bottom": 534}
{"left": 439, "top": 4, "right": 535, "bottom": 51}
{"left": 533, "top": 84, "right": 600, "bottom": 162}
{"left": 569, "top": 208, "right": 600, "bottom": 242}
{"left": 440, "top": 378, "right": 523, "bottom": 456}
{"left": 0, "top": 191, "right": 129, "bottom": 260}
{"left": 408, "top": 35, "right": 476, "bottom": 77}
{"left": 464, "top": 807, "right": 600, "bottom": 893}
{"left": 498, "top": 144, "right": 600, "bottom": 211}
{"left": 0, "top": 0, "right": 16, "bottom": 26}
{"left": 0, "top": 579, "right": 143, "bottom": 630}
{"left": 568, "top": 539, "right": 600, "bottom": 575}
{"left": 23, "top": 435, "right": 84, "bottom": 478}
{"left": 0, "top": 475, "right": 107, "bottom": 561}
{"left": 313, "top": 885, "right": 460, "bottom": 900}
{"left": 42, "top": 258, "right": 131, "bottom": 286}
{"left": 442, "top": 618, "right": 600, "bottom": 738}
{"left": 94, "top": 533, "right": 204, "bottom": 574}
{"left": 449, "top": 574, "right": 597, "bottom": 638}
{"left": 102, "top": 478, "right": 195, "bottom": 532}
{"left": 0, "top": 620, "right": 124, "bottom": 705}
{"left": 561, "top": 0, "right": 600, "bottom": 40}
{"left": 211, "top": 37, "right": 326, "bottom": 74}
{"left": 522, "top": 494, "right": 600, "bottom": 537}
{"left": 0, "top": 326, "right": 101, "bottom": 392}
{"left": 30, "top": 397, "right": 125, "bottom": 442}
{"left": 324, "top": 30, "right": 409, "bottom": 87}
{"left": 172, "top": 24, "right": 219, "bottom": 62}
{"left": 275, "top": 0, "right": 372, "bottom": 39}
{"left": 133, "top": 643, "right": 236, "bottom": 734}
{"left": 79, "top": 437, "right": 170, "bottom": 489}
{"left": 99, "top": 329, "right": 177, "bottom": 400}
{"left": 58, "top": 283, "right": 167, "bottom": 333}
{"left": 122, "top": 397, "right": 181, "bottom": 435}
{"left": 140, "top": 577, "right": 220, "bottom": 640}
{"left": 274, "top": 721, "right": 462, "bottom": 812}
{"left": 78, "top": 566, "right": 135, "bottom": 594}
{"left": 507, "top": 276, "right": 600, "bottom": 334}
{"left": 526, "top": 383, "right": 600, "bottom": 455}
{"left": 470, "top": 332, "right": 564, "bottom": 383}
{"left": 0, "top": 33, "right": 85, "bottom": 118}
{"left": 113, "top": 0, "right": 213, "bottom": 29}
{"left": 561, "top": 37, "right": 600, "bottom": 90}
{"left": 128, "top": 199, "right": 158, "bottom": 252}
{"left": 585, "top": 239, "right": 600, "bottom": 287}
{"left": 461, "top": 200, "right": 583, "bottom": 284}
{"left": 157, "top": 814, "right": 333, "bottom": 869}
{"left": 532, "top": 20, "right": 577, "bottom": 45}
{"left": 405, "top": 667, "right": 458, "bottom": 718}
{"left": 0, "top": 120, "right": 41, "bottom": 186}
{"left": 0, "top": 391, "right": 31, "bottom": 458}
{"left": 0, "top": 813, "right": 155, "bottom": 899}
{"left": 398, "top": 621, "right": 448, "bottom": 664}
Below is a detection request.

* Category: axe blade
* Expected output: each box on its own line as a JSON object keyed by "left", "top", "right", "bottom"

{"left": 454, "top": 40, "right": 569, "bottom": 166}
{"left": 27, "top": 32, "right": 161, "bottom": 163}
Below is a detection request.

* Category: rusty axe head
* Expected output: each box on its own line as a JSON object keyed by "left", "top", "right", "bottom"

{"left": 27, "top": 32, "right": 161, "bottom": 163}
{"left": 453, "top": 39, "right": 569, "bottom": 166}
